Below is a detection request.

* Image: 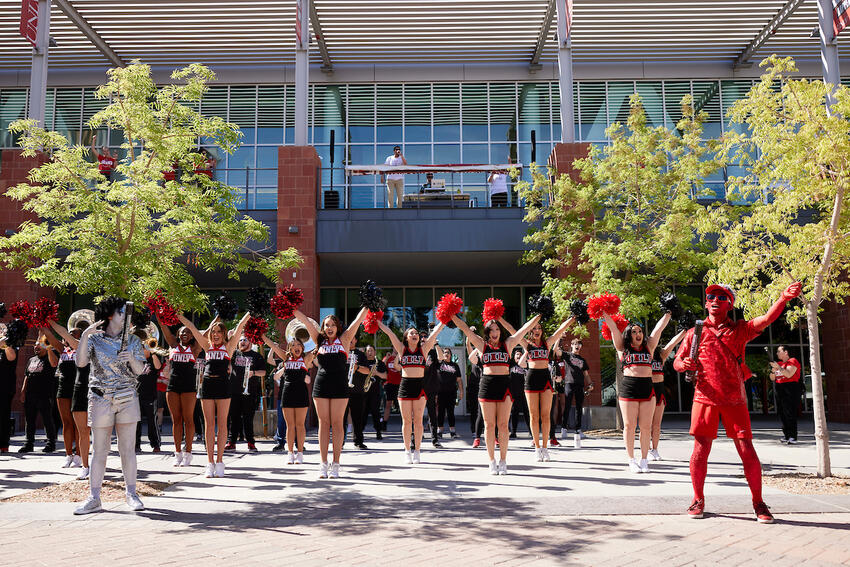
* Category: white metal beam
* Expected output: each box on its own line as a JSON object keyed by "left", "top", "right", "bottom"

{"left": 28, "top": 0, "right": 50, "bottom": 126}
{"left": 54, "top": 0, "right": 125, "bottom": 67}
{"left": 733, "top": 0, "right": 806, "bottom": 68}
{"left": 529, "top": 0, "right": 555, "bottom": 70}
{"left": 295, "top": 0, "right": 309, "bottom": 146}
{"left": 309, "top": 0, "right": 333, "bottom": 72}
{"left": 555, "top": 0, "right": 575, "bottom": 143}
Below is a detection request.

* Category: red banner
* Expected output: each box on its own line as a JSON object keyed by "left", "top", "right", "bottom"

{"left": 835, "top": 0, "right": 850, "bottom": 37}
{"left": 19, "top": 0, "right": 38, "bottom": 47}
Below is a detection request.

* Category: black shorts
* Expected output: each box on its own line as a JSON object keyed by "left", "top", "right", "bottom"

{"left": 619, "top": 375, "right": 655, "bottom": 402}
{"left": 282, "top": 380, "right": 310, "bottom": 408}
{"left": 524, "top": 368, "right": 552, "bottom": 393}
{"left": 478, "top": 374, "right": 512, "bottom": 403}
{"left": 168, "top": 372, "right": 197, "bottom": 394}
{"left": 200, "top": 376, "right": 230, "bottom": 400}
{"left": 56, "top": 373, "right": 76, "bottom": 400}
{"left": 653, "top": 380, "right": 666, "bottom": 406}
{"left": 384, "top": 382, "right": 399, "bottom": 402}
{"left": 71, "top": 377, "right": 88, "bottom": 413}
{"left": 312, "top": 372, "right": 349, "bottom": 399}
{"left": 398, "top": 377, "right": 426, "bottom": 401}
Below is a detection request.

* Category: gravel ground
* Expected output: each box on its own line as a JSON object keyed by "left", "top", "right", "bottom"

{"left": 762, "top": 472, "right": 850, "bottom": 494}
{"left": 2, "top": 480, "right": 170, "bottom": 503}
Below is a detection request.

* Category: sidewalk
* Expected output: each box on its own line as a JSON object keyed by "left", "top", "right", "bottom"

{"left": 1, "top": 416, "right": 848, "bottom": 566}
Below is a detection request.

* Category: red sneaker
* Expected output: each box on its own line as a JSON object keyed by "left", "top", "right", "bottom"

{"left": 687, "top": 498, "right": 705, "bottom": 519}
{"left": 247, "top": 443, "right": 258, "bottom": 453}
{"left": 224, "top": 443, "right": 236, "bottom": 451}
{"left": 472, "top": 438, "right": 481, "bottom": 448}
{"left": 754, "top": 501, "right": 774, "bottom": 524}
{"left": 550, "top": 438, "right": 560, "bottom": 447}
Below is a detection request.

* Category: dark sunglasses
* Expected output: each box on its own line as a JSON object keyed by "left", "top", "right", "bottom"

{"left": 706, "top": 294, "right": 729, "bottom": 302}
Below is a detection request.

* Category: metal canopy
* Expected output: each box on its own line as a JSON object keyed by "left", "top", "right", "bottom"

{"left": 0, "top": 0, "right": 844, "bottom": 70}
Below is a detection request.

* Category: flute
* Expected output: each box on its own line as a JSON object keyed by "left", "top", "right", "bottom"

{"left": 684, "top": 320, "right": 704, "bottom": 383}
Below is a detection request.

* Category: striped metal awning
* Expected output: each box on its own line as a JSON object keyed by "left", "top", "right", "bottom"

{"left": 0, "top": 0, "right": 842, "bottom": 70}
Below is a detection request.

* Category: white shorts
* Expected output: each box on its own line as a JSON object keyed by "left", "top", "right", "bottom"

{"left": 88, "top": 391, "right": 141, "bottom": 428}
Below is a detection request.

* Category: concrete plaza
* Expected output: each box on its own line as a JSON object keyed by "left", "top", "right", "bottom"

{"left": 1, "top": 415, "right": 849, "bottom": 566}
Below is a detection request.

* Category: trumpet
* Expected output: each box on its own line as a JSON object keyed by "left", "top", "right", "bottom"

{"left": 242, "top": 360, "right": 251, "bottom": 396}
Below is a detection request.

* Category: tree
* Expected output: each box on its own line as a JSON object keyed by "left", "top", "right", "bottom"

{"left": 699, "top": 56, "right": 850, "bottom": 478}
{"left": 1, "top": 62, "right": 300, "bottom": 311}
{"left": 519, "top": 94, "right": 722, "bottom": 324}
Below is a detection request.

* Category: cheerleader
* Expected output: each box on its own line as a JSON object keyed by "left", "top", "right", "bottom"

{"left": 264, "top": 334, "right": 314, "bottom": 464}
{"left": 601, "top": 311, "right": 671, "bottom": 473}
{"left": 292, "top": 308, "right": 367, "bottom": 479}
{"left": 177, "top": 312, "right": 250, "bottom": 478}
{"left": 41, "top": 323, "right": 81, "bottom": 468}
{"left": 161, "top": 323, "right": 205, "bottom": 467}
{"left": 452, "top": 313, "right": 541, "bottom": 475}
{"left": 376, "top": 320, "right": 445, "bottom": 464}
{"left": 649, "top": 329, "right": 688, "bottom": 462}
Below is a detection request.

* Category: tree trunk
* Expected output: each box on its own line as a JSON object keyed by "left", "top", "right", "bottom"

{"left": 806, "top": 301, "right": 831, "bottom": 477}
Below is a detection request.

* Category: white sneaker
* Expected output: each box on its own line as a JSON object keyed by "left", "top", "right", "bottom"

{"left": 412, "top": 450, "right": 420, "bottom": 464}
{"left": 205, "top": 463, "right": 215, "bottom": 478}
{"left": 329, "top": 462, "right": 340, "bottom": 479}
{"left": 628, "top": 458, "right": 641, "bottom": 473}
{"left": 639, "top": 458, "right": 650, "bottom": 473}
{"left": 541, "top": 447, "right": 551, "bottom": 462}
{"left": 173, "top": 452, "right": 184, "bottom": 467}
{"left": 560, "top": 428, "right": 568, "bottom": 439}
{"left": 318, "top": 462, "right": 329, "bottom": 479}
{"left": 125, "top": 492, "right": 144, "bottom": 511}
{"left": 214, "top": 462, "right": 225, "bottom": 477}
{"left": 74, "top": 495, "right": 102, "bottom": 515}
{"left": 498, "top": 460, "right": 507, "bottom": 475}
{"left": 295, "top": 452, "right": 303, "bottom": 464}
{"left": 76, "top": 467, "right": 90, "bottom": 480}
{"left": 488, "top": 460, "right": 498, "bottom": 475}
{"left": 182, "top": 452, "right": 192, "bottom": 467}
{"left": 535, "top": 447, "right": 543, "bottom": 462}
{"left": 62, "top": 455, "right": 74, "bottom": 468}
{"left": 648, "top": 449, "right": 661, "bottom": 461}
{"left": 71, "top": 454, "right": 82, "bottom": 468}
{"left": 287, "top": 452, "right": 296, "bottom": 464}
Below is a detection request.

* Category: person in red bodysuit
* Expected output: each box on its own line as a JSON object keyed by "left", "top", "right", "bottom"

{"left": 673, "top": 281, "right": 801, "bottom": 524}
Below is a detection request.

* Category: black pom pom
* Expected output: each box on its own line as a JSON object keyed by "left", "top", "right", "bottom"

{"left": 570, "top": 299, "right": 590, "bottom": 325}
{"left": 527, "top": 294, "right": 555, "bottom": 321}
{"left": 677, "top": 310, "right": 697, "bottom": 333}
{"left": 359, "top": 280, "right": 387, "bottom": 312}
{"left": 212, "top": 292, "right": 239, "bottom": 320}
{"left": 246, "top": 287, "right": 271, "bottom": 317}
{"left": 659, "top": 292, "right": 683, "bottom": 319}
{"left": 5, "top": 319, "right": 28, "bottom": 348}
{"left": 131, "top": 306, "right": 152, "bottom": 329}
{"left": 0, "top": 302, "right": 6, "bottom": 319}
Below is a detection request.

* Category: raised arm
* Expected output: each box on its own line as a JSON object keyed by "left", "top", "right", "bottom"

{"left": 46, "top": 344, "right": 59, "bottom": 367}
{"left": 506, "top": 313, "right": 541, "bottom": 351}
{"left": 452, "top": 315, "right": 485, "bottom": 353}
{"left": 545, "top": 317, "right": 576, "bottom": 350}
{"left": 75, "top": 321, "right": 103, "bottom": 367}
{"left": 292, "top": 309, "right": 321, "bottom": 345}
{"left": 40, "top": 327, "right": 64, "bottom": 353}
{"left": 377, "top": 321, "right": 405, "bottom": 358}
{"left": 340, "top": 307, "right": 369, "bottom": 349}
{"left": 224, "top": 312, "right": 251, "bottom": 355}
{"left": 517, "top": 349, "right": 529, "bottom": 368}
{"left": 261, "top": 334, "right": 288, "bottom": 362}
{"left": 601, "top": 312, "right": 625, "bottom": 353}
{"left": 176, "top": 313, "right": 211, "bottom": 352}
{"left": 751, "top": 282, "right": 802, "bottom": 333}
{"left": 160, "top": 322, "right": 178, "bottom": 348}
{"left": 49, "top": 320, "right": 79, "bottom": 349}
{"left": 421, "top": 322, "right": 445, "bottom": 354}
{"left": 468, "top": 348, "right": 481, "bottom": 364}
{"left": 660, "top": 328, "right": 688, "bottom": 360}
{"left": 202, "top": 315, "right": 220, "bottom": 340}
{"left": 647, "top": 312, "right": 672, "bottom": 354}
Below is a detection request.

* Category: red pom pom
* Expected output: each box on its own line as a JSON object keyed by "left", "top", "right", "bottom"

{"left": 436, "top": 293, "right": 464, "bottom": 324}
{"left": 144, "top": 291, "right": 180, "bottom": 327}
{"left": 8, "top": 300, "right": 33, "bottom": 327}
{"left": 30, "top": 297, "right": 59, "bottom": 328}
{"left": 601, "top": 313, "right": 629, "bottom": 341}
{"left": 363, "top": 310, "right": 383, "bottom": 334}
{"left": 244, "top": 316, "right": 269, "bottom": 345}
{"left": 270, "top": 285, "right": 304, "bottom": 319}
{"left": 482, "top": 298, "right": 505, "bottom": 324}
{"left": 586, "top": 293, "right": 622, "bottom": 320}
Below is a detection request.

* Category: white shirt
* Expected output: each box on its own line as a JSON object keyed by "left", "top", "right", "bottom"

{"left": 489, "top": 173, "right": 508, "bottom": 195}
{"left": 384, "top": 155, "right": 405, "bottom": 180}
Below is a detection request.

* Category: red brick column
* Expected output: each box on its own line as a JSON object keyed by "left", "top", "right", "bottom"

{"left": 276, "top": 146, "right": 320, "bottom": 321}
{"left": 547, "top": 143, "right": 603, "bottom": 405}
{"left": 0, "top": 150, "right": 55, "bottom": 424}
{"left": 821, "top": 300, "right": 850, "bottom": 423}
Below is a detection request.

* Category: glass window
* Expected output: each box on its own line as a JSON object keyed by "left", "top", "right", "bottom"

{"left": 405, "top": 288, "right": 435, "bottom": 332}
{"left": 461, "top": 83, "right": 488, "bottom": 141}
{"left": 320, "top": 288, "right": 346, "bottom": 323}
{"left": 376, "top": 84, "right": 403, "bottom": 144}
{"left": 404, "top": 144, "right": 431, "bottom": 165}
{"left": 578, "top": 82, "right": 607, "bottom": 141}
{"left": 257, "top": 85, "right": 285, "bottom": 144}
{"left": 635, "top": 82, "right": 664, "bottom": 127}
{"left": 229, "top": 86, "right": 257, "bottom": 145}
{"left": 404, "top": 84, "right": 431, "bottom": 143}
{"left": 227, "top": 146, "right": 255, "bottom": 170}
{"left": 347, "top": 84, "right": 375, "bottom": 143}
{"left": 382, "top": 288, "right": 405, "bottom": 339}
{"left": 552, "top": 81, "right": 580, "bottom": 142}
{"left": 0, "top": 89, "right": 28, "bottom": 147}
{"left": 720, "top": 80, "right": 754, "bottom": 134}
{"left": 433, "top": 144, "right": 460, "bottom": 164}
{"left": 493, "top": 286, "right": 522, "bottom": 326}
{"left": 489, "top": 143, "right": 516, "bottom": 165}
{"left": 664, "top": 81, "right": 691, "bottom": 130}
{"left": 518, "top": 83, "right": 552, "bottom": 142}
{"left": 489, "top": 83, "right": 517, "bottom": 143}
{"left": 607, "top": 81, "right": 634, "bottom": 125}
{"left": 432, "top": 84, "right": 460, "bottom": 141}
{"left": 692, "top": 81, "right": 722, "bottom": 138}
{"left": 53, "top": 88, "right": 83, "bottom": 145}
{"left": 284, "top": 84, "right": 296, "bottom": 145}
{"left": 313, "top": 85, "right": 345, "bottom": 146}
{"left": 462, "top": 143, "right": 488, "bottom": 164}
{"left": 348, "top": 145, "right": 375, "bottom": 165}
{"left": 463, "top": 287, "right": 492, "bottom": 325}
